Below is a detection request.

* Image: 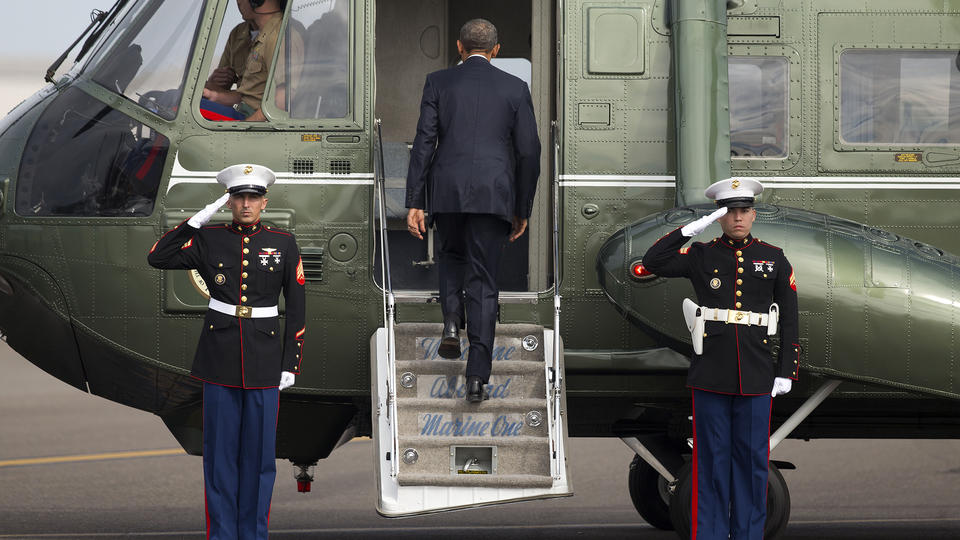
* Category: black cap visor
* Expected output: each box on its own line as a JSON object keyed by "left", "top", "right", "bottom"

{"left": 717, "top": 197, "right": 754, "bottom": 208}
{"left": 228, "top": 185, "right": 267, "bottom": 195}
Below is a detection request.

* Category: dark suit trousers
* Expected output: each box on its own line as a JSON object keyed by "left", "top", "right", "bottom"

{"left": 434, "top": 213, "right": 510, "bottom": 382}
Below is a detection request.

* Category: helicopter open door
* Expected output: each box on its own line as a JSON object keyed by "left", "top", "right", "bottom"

{"left": 368, "top": 0, "right": 570, "bottom": 515}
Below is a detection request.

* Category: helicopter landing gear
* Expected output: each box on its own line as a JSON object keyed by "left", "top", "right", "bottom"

{"left": 628, "top": 455, "right": 675, "bottom": 530}
{"left": 667, "top": 461, "right": 791, "bottom": 540}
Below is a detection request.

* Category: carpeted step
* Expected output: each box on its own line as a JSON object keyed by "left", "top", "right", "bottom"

{"left": 395, "top": 436, "right": 551, "bottom": 486}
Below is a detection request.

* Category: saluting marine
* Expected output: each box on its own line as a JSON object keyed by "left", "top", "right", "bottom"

{"left": 147, "top": 164, "right": 305, "bottom": 540}
{"left": 642, "top": 178, "right": 799, "bottom": 540}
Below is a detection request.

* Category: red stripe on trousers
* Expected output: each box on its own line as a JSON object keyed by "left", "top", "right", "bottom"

{"left": 691, "top": 390, "right": 698, "bottom": 540}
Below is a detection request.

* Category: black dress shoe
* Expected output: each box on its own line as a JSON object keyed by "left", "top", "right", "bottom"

{"left": 438, "top": 319, "right": 461, "bottom": 359}
{"left": 466, "top": 376, "right": 488, "bottom": 403}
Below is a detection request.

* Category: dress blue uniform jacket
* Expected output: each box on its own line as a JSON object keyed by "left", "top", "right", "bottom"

{"left": 642, "top": 229, "right": 800, "bottom": 395}
{"left": 405, "top": 56, "right": 541, "bottom": 222}
{"left": 148, "top": 220, "right": 306, "bottom": 388}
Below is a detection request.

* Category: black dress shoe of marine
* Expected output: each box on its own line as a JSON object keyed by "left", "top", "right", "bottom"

{"left": 438, "top": 319, "right": 461, "bottom": 359}
{"left": 466, "top": 376, "right": 488, "bottom": 403}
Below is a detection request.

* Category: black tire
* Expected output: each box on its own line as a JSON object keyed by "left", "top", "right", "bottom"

{"left": 628, "top": 454, "right": 675, "bottom": 531}
{"left": 668, "top": 462, "right": 791, "bottom": 539}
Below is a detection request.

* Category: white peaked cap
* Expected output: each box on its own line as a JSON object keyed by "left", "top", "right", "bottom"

{"left": 703, "top": 177, "right": 763, "bottom": 207}
{"left": 217, "top": 164, "right": 276, "bottom": 195}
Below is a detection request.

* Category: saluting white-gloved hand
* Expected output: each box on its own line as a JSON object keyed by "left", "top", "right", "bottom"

{"left": 681, "top": 206, "right": 728, "bottom": 237}
{"left": 279, "top": 371, "right": 296, "bottom": 391}
{"left": 187, "top": 193, "right": 231, "bottom": 229}
{"left": 771, "top": 377, "right": 792, "bottom": 397}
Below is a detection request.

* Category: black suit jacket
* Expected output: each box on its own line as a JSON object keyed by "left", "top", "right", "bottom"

{"left": 148, "top": 220, "right": 306, "bottom": 388}
{"left": 642, "top": 229, "right": 800, "bottom": 395}
{"left": 405, "top": 56, "right": 541, "bottom": 222}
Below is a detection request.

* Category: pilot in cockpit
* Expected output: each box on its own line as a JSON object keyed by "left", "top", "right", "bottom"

{"left": 201, "top": 0, "right": 302, "bottom": 121}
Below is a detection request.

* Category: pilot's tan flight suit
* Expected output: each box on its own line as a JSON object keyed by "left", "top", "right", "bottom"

{"left": 222, "top": 13, "right": 303, "bottom": 115}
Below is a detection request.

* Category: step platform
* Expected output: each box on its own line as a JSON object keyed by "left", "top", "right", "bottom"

{"left": 371, "top": 322, "right": 572, "bottom": 516}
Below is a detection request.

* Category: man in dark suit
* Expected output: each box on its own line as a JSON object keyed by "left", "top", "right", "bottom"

{"left": 405, "top": 18, "right": 541, "bottom": 402}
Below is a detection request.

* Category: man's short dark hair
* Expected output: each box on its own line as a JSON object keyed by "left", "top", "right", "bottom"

{"left": 459, "top": 19, "right": 498, "bottom": 52}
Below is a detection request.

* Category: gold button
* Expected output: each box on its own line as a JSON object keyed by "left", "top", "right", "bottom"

{"left": 243, "top": 260, "right": 249, "bottom": 267}
{"left": 736, "top": 250, "right": 742, "bottom": 256}
{"left": 269, "top": 267, "right": 274, "bottom": 272}
{"left": 794, "top": 360, "right": 798, "bottom": 364}
{"left": 736, "top": 279, "right": 742, "bottom": 285}
{"left": 738, "top": 268, "right": 744, "bottom": 274}
{"left": 764, "top": 273, "right": 768, "bottom": 278}
{"left": 735, "top": 302, "right": 742, "bottom": 308}
{"left": 763, "top": 339, "right": 767, "bottom": 344}
{"left": 298, "top": 343, "right": 302, "bottom": 347}
{"left": 714, "top": 269, "right": 718, "bottom": 274}
{"left": 218, "top": 263, "right": 223, "bottom": 268}
{"left": 795, "top": 348, "right": 799, "bottom": 352}
{"left": 242, "top": 284, "right": 247, "bottom": 290}
{"left": 703, "top": 332, "right": 708, "bottom": 337}
{"left": 296, "top": 354, "right": 299, "bottom": 358}
{"left": 209, "top": 325, "right": 214, "bottom": 330}
{"left": 736, "top": 290, "right": 742, "bottom": 296}
{"left": 271, "top": 331, "right": 275, "bottom": 336}
{"left": 244, "top": 237, "right": 250, "bottom": 244}
{"left": 243, "top": 248, "right": 249, "bottom": 254}
{"left": 241, "top": 295, "right": 247, "bottom": 302}
{"left": 242, "top": 272, "right": 248, "bottom": 279}
{"left": 738, "top": 257, "right": 744, "bottom": 262}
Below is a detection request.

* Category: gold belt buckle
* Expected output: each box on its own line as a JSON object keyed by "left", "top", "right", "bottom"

{"left": 726, "top": 309, "right": 746, "bottom": 324}
{"left": 236, "top": 305, "right": 252, "bottom": 318}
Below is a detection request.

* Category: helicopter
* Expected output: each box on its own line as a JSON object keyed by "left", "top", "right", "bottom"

{"left": 1, "top": 0, "right": 959, "bottom": 537}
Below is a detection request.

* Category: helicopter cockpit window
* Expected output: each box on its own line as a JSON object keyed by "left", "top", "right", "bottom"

{"left": 275, "top": 0, "right": 351, "bottom": 120}
{"left": 90, "top": 0, "right": 206, "bottom": 120}
{"left": 15, "top": 88, "right": 169, "bottom": 217}
{"left": 728, "top": 56, "right": 789, "bottom": 158}
{"left": 840, "top": 50, "right": 960, "bottom": 145}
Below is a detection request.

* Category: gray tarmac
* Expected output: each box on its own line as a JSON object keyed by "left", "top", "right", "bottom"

{"left": 1, "top": 341, "right": 959, "bottom": 540}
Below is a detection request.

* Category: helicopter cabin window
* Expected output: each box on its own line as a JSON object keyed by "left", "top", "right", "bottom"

{"left": 201, "top": 0, "right": 349, "bottom": 122}
{"left": 90, "top": 0, "right": 206, "bottom": 120}
{"left": 728, "top": 56, "right": 789, "bottom": 158}
{"left": 276, "top": 0, "right": 351, "bottom": 120}
{"left": 840, "top": 49, "right": 960, "bottom": 145}
{"left": 15, "top": 88, "right": 169, "bottom": 217}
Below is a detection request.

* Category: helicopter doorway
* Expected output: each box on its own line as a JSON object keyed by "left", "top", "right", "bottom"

{"left": 373, "top": 0, "right": 554, "bottom": 296}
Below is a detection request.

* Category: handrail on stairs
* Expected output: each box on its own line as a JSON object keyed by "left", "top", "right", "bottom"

{"left": 374, "top": 118, "right": 400, "bottom": 477}
{"left": 550, "top": 120, "right": 563, "bottom": 480}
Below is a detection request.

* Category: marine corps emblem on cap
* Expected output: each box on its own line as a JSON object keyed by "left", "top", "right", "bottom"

{"left": 704, "top": 177, "right": 763, "bottom": 208}
{"left": 217, "top": 164, "right": 276, "bottom": 195}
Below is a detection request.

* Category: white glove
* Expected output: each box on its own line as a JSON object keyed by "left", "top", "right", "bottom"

{"left": 279, "top": 371, "right": 296, "bottom": 391}
{"left": 771, "top": 377, "right": 792, "bottom": 397}
{"left": 681, "top": 206, "right": 728, "bottom": 237}
{"left": 187, "top": 193, "right": 230, "bottom": 228}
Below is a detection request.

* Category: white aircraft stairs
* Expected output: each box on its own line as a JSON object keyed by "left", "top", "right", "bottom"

{"left": 370, "top": 121, "right": 571, "bottom": 516}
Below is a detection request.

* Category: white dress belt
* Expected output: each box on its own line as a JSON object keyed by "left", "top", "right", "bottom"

{"left": 700, "top": 307, "right": 769, "bottom": 326}
{"left": 208, "top": 297, "right": 278, "bottom": 319}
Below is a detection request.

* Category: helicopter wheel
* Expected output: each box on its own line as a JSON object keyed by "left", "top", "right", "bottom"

{"left": 668, "top": 461, "right": 791, "bottom": 539}
{"left": 627, "top": 454, "right": 675, "bottom": 530}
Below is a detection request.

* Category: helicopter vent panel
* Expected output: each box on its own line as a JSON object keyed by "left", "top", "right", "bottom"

{"left": 300, "top": 247, "right": 324, "bottom": 282}
{"left": 291, "top": 159, "right": 315, "bottom": 175}
{"left": 329, "top": 160, "right": 351, "bottom": 175}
